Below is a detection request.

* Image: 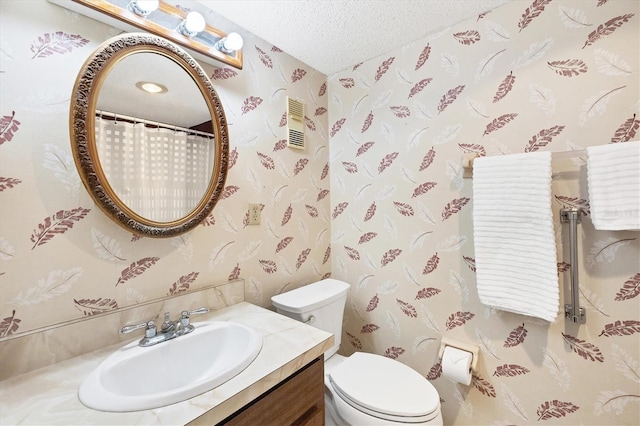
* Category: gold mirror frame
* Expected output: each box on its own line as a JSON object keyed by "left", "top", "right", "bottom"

{"left": 70, "top": 33, "right": 228, "bottom": 237}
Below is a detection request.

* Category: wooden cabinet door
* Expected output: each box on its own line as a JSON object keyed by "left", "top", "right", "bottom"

{"left": 189, "top": 356, "right": 325, "bottom": 426}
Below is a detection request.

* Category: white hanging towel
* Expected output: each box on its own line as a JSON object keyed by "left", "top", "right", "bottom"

{"left": 587, "top": 141, "right": 640, "bottom": 231}
{"left": 472, "top": 151, "right": 558, "bottom": 322}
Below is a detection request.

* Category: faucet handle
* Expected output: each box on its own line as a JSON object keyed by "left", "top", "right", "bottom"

{"left": 185, "top": 307, "right": 209, "bottom": 316}
{"left": 180, "top": 307, "right": 209, "bottom": 326}
{"left": 120, "top": 320, "right": 156, "bottom": 338}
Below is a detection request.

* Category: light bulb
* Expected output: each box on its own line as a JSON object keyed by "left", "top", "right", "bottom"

{"left": 129, "top": 0, "right": 159, "bottom": 17}
{"left": 178, "top": 11, "right": 206, "bottom": 38}
{"left": 223, "top": 32, "right": 243, "bottom": 51}
{"left": 216, "top": 32, "right": 244, "bottom": 53}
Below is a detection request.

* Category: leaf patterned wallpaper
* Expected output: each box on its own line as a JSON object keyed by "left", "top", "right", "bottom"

{"left": 0, "top": 0, "right": 638, "bottom": 424}
{"left": 328, "top": 0, "right": 639, "bottom": 424}
{"left": 0, "top": 1, "right": 330, "bottom": 334}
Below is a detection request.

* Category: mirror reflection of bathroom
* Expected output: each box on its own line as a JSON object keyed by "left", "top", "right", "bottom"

{"left": 96, "top": 51, "right": 215, "bottom": 222}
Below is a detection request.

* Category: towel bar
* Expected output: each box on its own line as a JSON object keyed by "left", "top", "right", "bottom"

{"left": 463, "top": 149, "right": 588, "bottom": 179}
{"left": 560, "top": 208, "right": 586, "bottom": 323}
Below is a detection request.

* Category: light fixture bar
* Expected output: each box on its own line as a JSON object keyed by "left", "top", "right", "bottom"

{"left": 47, "top": 0, "right": 243, "bottom": 69}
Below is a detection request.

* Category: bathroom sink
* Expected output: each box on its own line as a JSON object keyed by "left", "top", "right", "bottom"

{"left": 79, "top": 321, "right": 262, "bottom": 412}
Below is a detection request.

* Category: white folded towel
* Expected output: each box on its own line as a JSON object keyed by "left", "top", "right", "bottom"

{"left": 587, "top": 141, "right": 640, "bottom": 231}
{"left": 473, "top": 151, "right": 559, "bottom": 322}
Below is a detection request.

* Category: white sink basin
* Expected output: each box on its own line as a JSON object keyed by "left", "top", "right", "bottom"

{"left": 79, "top": 321, "right": 262, "bottom": 412}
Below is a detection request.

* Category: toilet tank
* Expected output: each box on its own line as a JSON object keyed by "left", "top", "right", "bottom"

{"left": 271, "top": 279, "right": 350, "bottom": 358}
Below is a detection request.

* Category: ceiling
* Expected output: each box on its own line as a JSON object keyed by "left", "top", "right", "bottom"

{"left": 198, "top": 0, "right": 512, "bottom": 75}
{"left": 97, "top": 52, "right": 211, "bottom": 128}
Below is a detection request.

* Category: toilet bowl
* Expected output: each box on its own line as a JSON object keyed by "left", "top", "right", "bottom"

{"left": 272, "top": 279, "right": 443, "bottom": 425}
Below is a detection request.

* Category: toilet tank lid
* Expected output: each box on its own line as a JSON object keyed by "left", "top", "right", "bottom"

{"left": 271, "top": 279, "right": 350, "bottom": 313}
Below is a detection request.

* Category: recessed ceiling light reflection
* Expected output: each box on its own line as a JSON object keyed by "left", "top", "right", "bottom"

{"left": 135, "top": 81, "right": 168, "bottom": 94}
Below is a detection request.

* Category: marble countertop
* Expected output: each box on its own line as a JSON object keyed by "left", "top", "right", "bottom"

{"left": 0, "top": 302, "right": 333, "bottom": 425}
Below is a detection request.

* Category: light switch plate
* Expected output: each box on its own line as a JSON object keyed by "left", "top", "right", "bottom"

{"left": 249, "top": 203, "right": 261, "bottom": 225}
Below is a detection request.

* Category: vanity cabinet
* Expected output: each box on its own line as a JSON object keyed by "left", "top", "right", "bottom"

{"left": 189, "top": 356, "right": 325, "bottom": 426}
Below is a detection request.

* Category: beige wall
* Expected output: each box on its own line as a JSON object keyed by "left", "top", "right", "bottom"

{"left": 0, "top": 0, "right": 330, "bottom": 334}
{"left": 1, "top": 0, "right": 639, "bottom": 424}
{"left": 328, "top": 0, "right": 639, "bottom": 424}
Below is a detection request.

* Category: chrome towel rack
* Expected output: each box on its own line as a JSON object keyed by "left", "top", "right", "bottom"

{"left": 560, "top": 207, "right": 586, "bottom": 323}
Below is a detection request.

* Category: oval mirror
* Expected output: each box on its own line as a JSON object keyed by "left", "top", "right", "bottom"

{"left": 70, "top": 33, "right": 228, "bottom": 237}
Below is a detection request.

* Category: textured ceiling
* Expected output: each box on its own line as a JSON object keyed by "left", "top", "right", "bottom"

{"left": 197, "top": 0, "right": 512, "bottom": 75}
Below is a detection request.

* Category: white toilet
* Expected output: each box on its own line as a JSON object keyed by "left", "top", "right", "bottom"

{"left": 272, "top": 278, "right": 443, "bottom": 425}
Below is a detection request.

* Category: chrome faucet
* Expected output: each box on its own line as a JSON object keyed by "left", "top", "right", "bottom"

{"left": 119, "top": 307, "right": 209, "bottom": 347}
{"left": 161, "top": 312, "right": 178, "bottom": 333}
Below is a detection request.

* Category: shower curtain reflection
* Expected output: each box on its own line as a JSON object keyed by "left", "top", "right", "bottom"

{"left": 95, "top": 114, "right": 214, "bottom": 222}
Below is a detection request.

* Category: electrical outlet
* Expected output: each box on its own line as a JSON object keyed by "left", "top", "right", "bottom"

{"left": 249, "top": 203, "right": 261, "bottom": 225}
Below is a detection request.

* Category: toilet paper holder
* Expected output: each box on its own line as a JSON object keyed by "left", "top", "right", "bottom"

{"left": 438, "top": 337, "right": 480, "bottom": 373}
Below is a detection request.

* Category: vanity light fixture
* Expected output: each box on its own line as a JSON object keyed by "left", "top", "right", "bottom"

{"left": 214, "top": 32, "right": 244, "bottom": 54}
{"left": 177, "top": 11, "right": 206, "bottom": 38}
{"left": 135, "top": 81, "right": 168, "bottom": 94}
{"left": 128, "top": 0, "right": 159, "bottom": 17}
{"left": 47, "top": 0, "right": 244, "bottom": 69}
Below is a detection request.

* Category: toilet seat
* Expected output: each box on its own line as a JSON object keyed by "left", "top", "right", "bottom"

{"left": 328, "top": 352, "right": 440, "bottom": 423}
